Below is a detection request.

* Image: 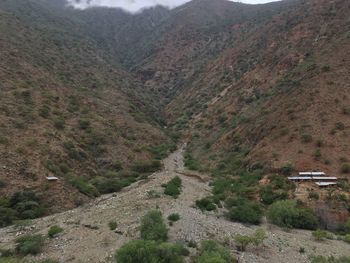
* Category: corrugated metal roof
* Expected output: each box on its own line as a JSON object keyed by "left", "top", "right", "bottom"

{"left": 288, "top": 177, "right": 312, "bottom": 180}
{"left": 46, "top": 176, "right": 59, "bottom": 181}
{"left": 299, "top": 172, "right": 326, "bottom": 176}
{"left": 312, "top": 177, "right": 337, "bottom": 180}
{"left": 316, "top": 182, "right": 337, "bottom": 186}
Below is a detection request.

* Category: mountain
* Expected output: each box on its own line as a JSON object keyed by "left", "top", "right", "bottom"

{"left": 0, "top": 0, "right": 172, "bottom": 213}
{"left": 0, "top": 0, "right": 350, "bottom": 226}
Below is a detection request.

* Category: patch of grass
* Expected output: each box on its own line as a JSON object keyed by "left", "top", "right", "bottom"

{"left": 48, "top": 225, "right": 63, "bottom": 238}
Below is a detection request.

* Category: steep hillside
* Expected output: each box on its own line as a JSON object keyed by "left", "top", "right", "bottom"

{"left": 167, "top": 0, "right": 350, "bottom": 175}
{"left": 0, "top": 1, "right": 171, "bottom": 216}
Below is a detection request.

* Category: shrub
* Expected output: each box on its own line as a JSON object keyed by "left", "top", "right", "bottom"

{"left": 196, "top": 197, "right": 216, "bottom": 212}
{"left": 0, "top": 207, "right": 18, "bottom": 228}
{"left": 164, "top": 176, "right": 182, "bottom": 198}
{"left": 39, "top": 105, "right": 50, "bottom": 118}
{"left": 227, "top": 200, "right": 262, "bottom": 225}
{"left": 132, "top": 160, "right": 161, "bottom": 173}
{"left": 53, "top": 117, "right": 65, "bottom": 130}
{"left": 308, "top": 191, "right": 319, "bottom": 200}
{"left": 267, "top": 200, "right": 318, "bottom": 230}
{"left": 234, "top": 229, "right": 267, "bottom": 251}
{"left": 66, "top": 174, "right": 99, "bottom": 197}
{"left": 167, "top": 213, "right": 180, "bottom": 222}
{"left": 140, "top": 210, "right": 168, "bottom": 242}
{"left": 197, "top": 240, "right": 235, "bottom": 263}
{"left": 260, "top": 186, "right": 288, "bottom": 205}
{"left": 335, "top": 122, "right": 345, "bottom": 131}
{"left": 341, "top": 164, "right": 350, "bottom": 174}
{"left": 344, "top": 234, "right": 350, "bottom": 244}
{"left": 115, "top": 240, "right": 186, "bottom": 263}
{"left": 312, "top": 229, "right": 330, "bottom": 241}
{"left": 301, "top": 134, "right": 312, "bottom": 143}
{"left": 15, "top": 234, "right": 45, "bottom": 255}
{"left": 280, "top": 164, "right": 294, "bottom": 176}
{"left": 109, "top": 220, "right": 118, "bottom": 231}
{"left": 344, "top": 218, "right": 350, "bottom": 234}
{"left": 48, "top": 225, "right": 63, "bottom": 238}
{"left": 78, "top": 119, "right": 90, "bottom": 130}
{"left": 311, "top": 255, "right": 350, "bottom": 263}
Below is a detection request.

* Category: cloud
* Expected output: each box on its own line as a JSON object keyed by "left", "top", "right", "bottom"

{"left": 66, "top": 0, "right": 281, "bottom": 13}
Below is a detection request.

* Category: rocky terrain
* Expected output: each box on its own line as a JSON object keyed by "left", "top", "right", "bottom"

{"left": 1, "top": 146, "right": 350, "bottom": 263}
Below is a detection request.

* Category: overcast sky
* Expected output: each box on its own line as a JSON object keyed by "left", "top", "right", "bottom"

{"left": 67, "top": 0, "right": 282, "bottom": 13}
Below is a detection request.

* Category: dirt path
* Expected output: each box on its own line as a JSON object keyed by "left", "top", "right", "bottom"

{"left": 1, "top": 146, "right": 350, "bottom": 263}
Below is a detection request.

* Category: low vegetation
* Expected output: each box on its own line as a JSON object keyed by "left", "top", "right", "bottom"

{"left": 196, "top": 197, "right": 216, "bottom": 212}
{"left": 234, "top": 229, "right": 267, "bottom": 251}
{"left": 197, "top": 240, "right": 235, "bottom": 263}
{"left": 140, "top": 210, "right": 168, "bottom": 242}
{"left": 15, "top": 234, "right": 45, "bottom": 255}
{"left": 0, "top": 191, "right": 46, "bottom": 228}
{"left": 167, "top": 213, "right": 180, "bottom": 222}
{"left": 48, "top": 225, "right": 63, "bottom": 238}
{"left": 226, "top": 197, "right": 262, "bottom": 225}
{"left": 267, "top": 200, "right": 318, "bottom": 230}
{"left": 163, "top": 176, "right": 182, "bottom": 198}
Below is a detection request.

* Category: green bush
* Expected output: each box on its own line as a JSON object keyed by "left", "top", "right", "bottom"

{"left": 48, "top": 225, "right": 63, "bottom": 238}
{"left": 108, "top": 220, "right": 118, "bottom": 231}
{"left": 0, "top": 207, "right": 18, "bottom": 228}
{"left": 280, "top": 164, "right": 294, "bottom": 176}
{"left": 310, "top": 255, "right": 350, "bottom": 263}
{"left": 132, "top": 160, "right": 161, "bottom": 173}
{"left": 15, "top": 234, "right": 45, "bottom": 255}
{"left": 312, "top": 229, "right": 330, "bottom": 241}
{"left": 344, "top": 234, "right": 350, "bottom": 244}
{"left": 140, "top": 210, "right": 168, "bottom": 242}
{"left": 267, "top": 200, "right": 318, "bottom": 230}
{"left": 341, "top": 164, "right": 350, "bottom": 174}
{"left": 301, "top": 134, "right": 312, "bottom": 143}
{"left": 227, "top": 200, "right": 262, "bottom": 225}
{"left": 53, "top": 117, "right": 65, "bottom": 130}
{"left": 65, "top": 174, "right": 99, "bottom": 197}
{"left": 167, "top": 213, "right": 180, "bottom": 222}
{"left": 196, "top": 197, "right": 216, "bottom": 212}
{"left": 115, "top": 240, "right": 186, "bottom": 263}
{"left": 164, "top": 176, "right": 182, "bottom": 198}
{"left": 78, "top": 119, "right": 90, "bottom": 130}
{"left": 260, "top": 186, "right": 288, "bottom": 205}
{"left": 234, "top": 229, "right": 267, "bottom": 251}
{"left": 197, "top": 240, "right": 235, "bottom": 263}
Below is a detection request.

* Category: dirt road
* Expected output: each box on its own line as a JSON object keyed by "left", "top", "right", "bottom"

{"left": 1, "top": 146, "right": 349, "bottom": 262}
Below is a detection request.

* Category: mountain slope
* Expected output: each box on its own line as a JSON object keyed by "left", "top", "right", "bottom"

{"left": 0, "top": 0, "right": 171, "bottom": 213}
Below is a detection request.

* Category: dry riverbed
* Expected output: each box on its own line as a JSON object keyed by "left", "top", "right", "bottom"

{"left": 1, "top": 146, "right": 349, "bottom": 263}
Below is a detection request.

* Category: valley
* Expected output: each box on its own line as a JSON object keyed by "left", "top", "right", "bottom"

{"left": 0, "top": 0, "right": 350, "bottom": 262}
{"left": 1, "top": 147, "right": 349, "bottom": 263}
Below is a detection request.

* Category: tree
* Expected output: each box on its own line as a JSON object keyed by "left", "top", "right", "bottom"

{"left": 197, "top": 240, "right": 235, "bottom": 263}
